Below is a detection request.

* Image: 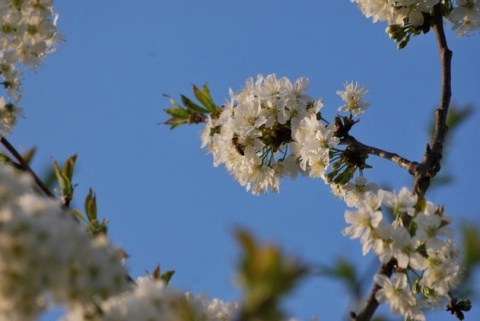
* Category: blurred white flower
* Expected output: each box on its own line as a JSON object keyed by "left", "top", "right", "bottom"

{"left": 0, "top": 1, "right": 60, "bottom": 134}
{"left": 0, "top": 165, "right": 128, "bottom": 320}
{"left": 450, "top": 0, "right": 480, "bottom": 36}
{"left": 375, "top": 273, "right": 425, "bottom": 321}
{"left": 341, "top": 176, "right": 379, "bottom": 207}
{"left": 381, "top": 186, "right": 418, "bottom": 216}
{"left": 64, "top": 277, "right": 239, "bottom": 321}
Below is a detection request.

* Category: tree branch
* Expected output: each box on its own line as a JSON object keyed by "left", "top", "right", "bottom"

{"left": 350, "top": 259, "right": 396, "bottom": 321}
{"left": 0, "top": 136, "right": 56, "bottom": 198}
{"left": 412, "top": 4, "right": 452, "bottom": 196}
{"left": 351, "top": 4, "right": 452, "bottom": 321}
{"left": 342, "top": 136, "right": 418, "bottom": 174}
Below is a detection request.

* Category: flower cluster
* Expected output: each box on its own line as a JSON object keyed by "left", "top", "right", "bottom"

{"left": 0, "top": 165, "right": 129, "bottom": 320}
{"left": 342, "top": 186, "right": 460, "bottom": 321}
{"left": 351, "top": 0, "right": 441, "bottom": 26}
{"left": 0, "top": 0, "right": 60, "bottom": 134}
{"left": 201, "top": 74, "right": 344, "bottom": 195}
{"left": 63, "top": 276, "right": 239, "bottom": 321}
{"left": 351, "top": 0, "right": 480, "bottom": 40}
{"left": 449, "top": 0, "right": 480, "bottom": 36}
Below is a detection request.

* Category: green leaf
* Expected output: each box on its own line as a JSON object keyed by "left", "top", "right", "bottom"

{"left": 235, "top": 229, "right": 307, "bottom": 321}
{"left": 181, "top": 94, "right": 208, "bottom": 113}
{"left": 0, "top": 153, "right": 15, "bottom": 165}
{"left": 62, "top": 154, "right": 77, "bottom": 182}
{"left": 85, "top": 188, "right": 97, "bottom": 222}
{"left": 462, "top": 223, "right": 480, "bottom": 268}
{"left": 236, "top": 228, "right": 256, "bottom": 258}
{"left": 164, "top": 106, "right": 189, "bottom": 119}
{"left": 148, "top": 264, "right": 175, "bottom": 285}
{"left": 72, "top": 208, "right": 85, "bottom": 222}
{"left": 161, "top": 270, "right": 175, "bottom": 285}
{"left": 194, "top": 84, "right": 217, "bottom": 112}
{"left": 397, "top": 35, "right": 410, "bottom": 50}
{"left": 163, "top": 87, "right": 216, "bottom": 129}
{"left": 164, "top": 117, "right": 189, "bottom": 129}
{"left": 22, "top": 147, "right": 37, "bottom": 165}
{"left": 89, "top": 219, "right": 108, "bottom": 236}
{"left": 447, "top": 104, "right": 474, "bottom": 133}
{"left": 53, "top": 160, "right": 71, "bottom": 195}
{"left": 162, "top": 94, "right": 181, "bottom": 108}
{"left": 164, "top": 104, "right": 191, "bottom": 129}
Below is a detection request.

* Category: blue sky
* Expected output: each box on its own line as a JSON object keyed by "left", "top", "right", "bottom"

{"left": 7, "top": 2, "right": 480, "bottom": 320}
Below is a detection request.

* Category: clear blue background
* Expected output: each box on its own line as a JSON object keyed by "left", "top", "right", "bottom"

{"left": 7, "top": 2, "right": 480, "bottom": 320}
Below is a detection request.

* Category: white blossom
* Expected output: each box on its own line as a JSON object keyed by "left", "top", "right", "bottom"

{"left": 202, "top": 74, "right": 329, "bottom": 194}
{"left": 0, "top": 165, "right": 128, "bottom": 320}
{"left": 342, "top": 199, "right": 383, "bottom": 255}
{"left": 63, "top": 277, "right": 239, "bottom": 321}
{"left": 291, "top": 116, "right": 339, "bottom": 179}
{"left": 343, "top": 187, "right": 461, "bottom": 320}
{"left": 337, "top": 82, "right": 370, "bottom": 117}
{"left": 450, "top": 0, "right": 480, "bottom": 36}
{"left": 186, "top": 292, "right": 239, "bottom": 321}
{"left": 375, "top": 273, "right": 425, "bottom": 321}
{"left": 352, "top": 0, "right": 480, "bottom": 37}
{"left": 381, "top": 186, "right": 418, "bottom": 217}
{"left": 422, "top": 239, "right": 461, "bottom": 296}
{"left": 338, "top": 177, "right": 379, "bottom": 207}
{"left": 391, "top": 226, "right": 427, "bottom": 269}
{"left": 0, "top": 0, "right": 60, "bottom": 135}
{"left": 350, "top": 0, "right": 402, "bottom": 24}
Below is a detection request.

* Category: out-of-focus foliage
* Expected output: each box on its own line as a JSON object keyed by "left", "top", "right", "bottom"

{"left": 429, "top": 104, "right": 474, "bottom": 188}
{"left": 458, "top": 222, "right": 480, "bottom": 298}
{"left": 235, "top": 229, "right": 308, "bottom": 321}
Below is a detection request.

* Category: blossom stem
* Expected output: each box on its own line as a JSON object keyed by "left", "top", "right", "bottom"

{"left": 342, "top": 135, "right": 418, "bottom": 173}
{"left": 0, "top": 136, "right": 55, "bottom": 198}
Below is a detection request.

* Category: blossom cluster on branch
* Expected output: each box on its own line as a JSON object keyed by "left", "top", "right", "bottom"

{"left": 0, "top": 0, "right": 476, "bottom": 320}
{"left": 200, "top": 74, "right": 330, "bottom": 194}
{"left": 0, "top": 164, "right": 243, "bottom": 321}
{"left": 0, "top": 165, "right": 128, "bottom": 320}
{"left": 352, "top": 0, "right": 480, "bottom": 47}
{"left": 0, "top": 0, "right": 60, "bottom": 134}
{"left": 197, "top": 74, "right": 372, "bottom": 195}
{"left": 188, "top": 71, "right": 461, "bottom": 319}
{"left": 341, "top": 184, "right": 460, "bottom": 321}
{"left": 64, "top": 276, "right": 239, "bottom": 321}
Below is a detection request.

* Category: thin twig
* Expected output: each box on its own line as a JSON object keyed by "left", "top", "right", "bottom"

{"left": 342, "top": 136, "right": 418, "bottom": 174}
{"left": 0, "top": 136, "right": 55, "bottom": 198}
{"left": 352, "top": 4, "right": 452, "bottom": 321}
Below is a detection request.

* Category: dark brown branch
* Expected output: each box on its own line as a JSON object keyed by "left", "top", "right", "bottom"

{"left": 352, "top": 4, "right": 452, "bottom": 321}
{"left": 1, "top": 136, "right": 55, "bottom": 198}
{"left": 342, "top": 136, "right": 418, "bottom": 174}
{"left": 350, "top": 259, "right": 396, "bottom": 321}
{"left": 412, "top": 4, "right": 452, "bottom": 196}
